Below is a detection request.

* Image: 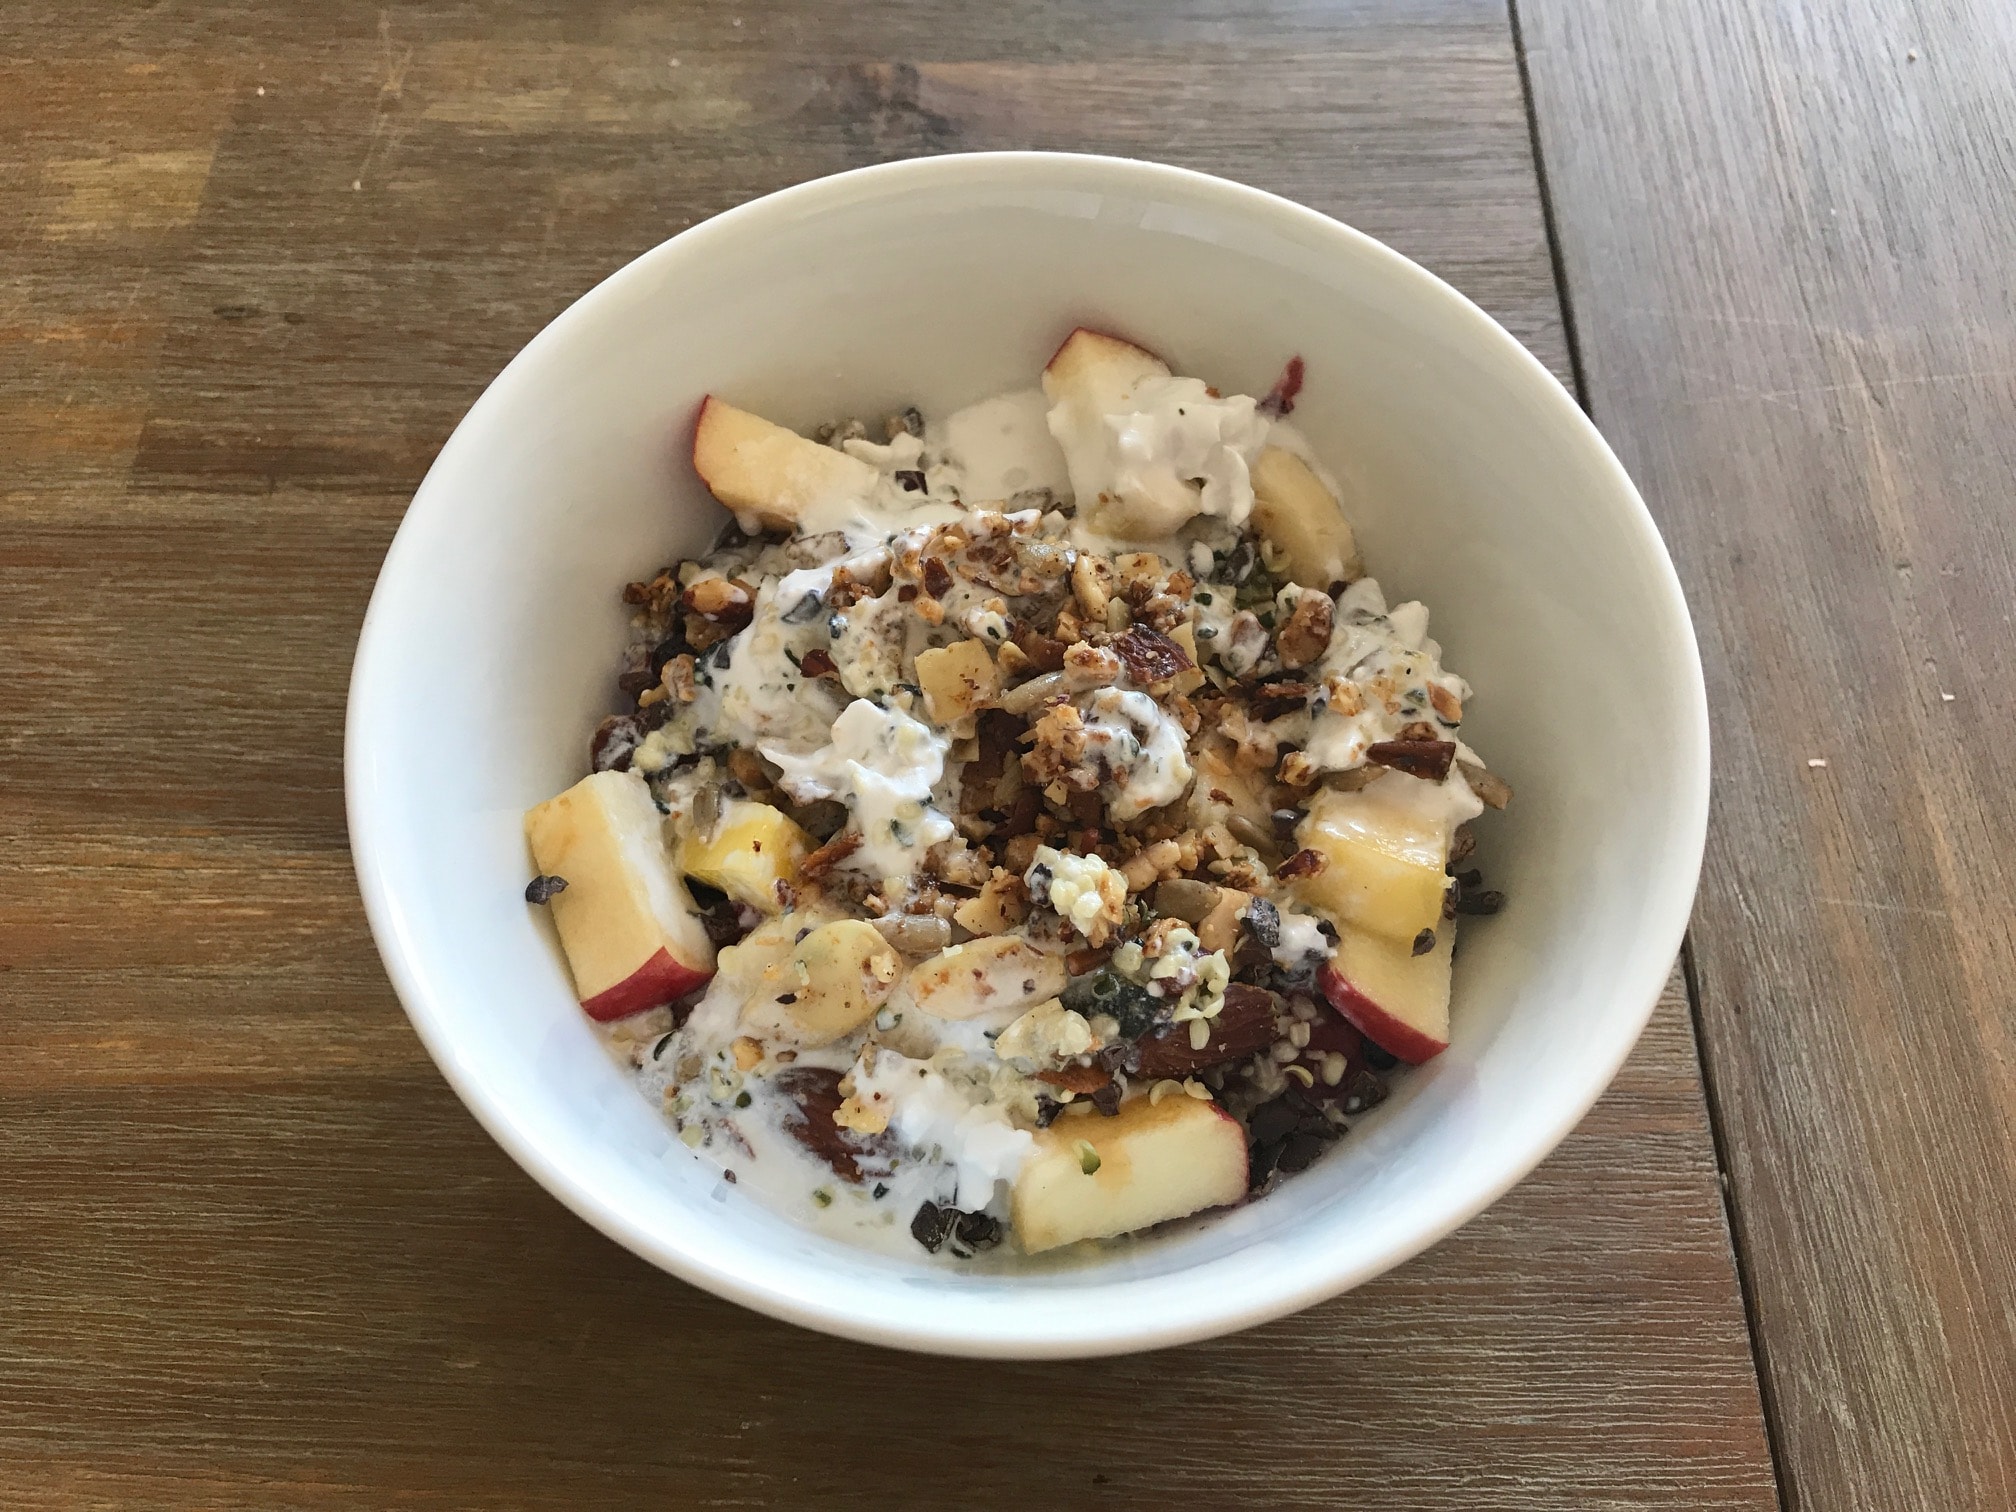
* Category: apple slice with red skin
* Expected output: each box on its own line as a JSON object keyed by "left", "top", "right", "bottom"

{"left": 1317, "top": 923, "right": 1455, "bottom": 1064}
{"left": 690, "top": 395, "right": 878, "bottom": 533}
{"left": 525, "top": 769, "right": 717, "bottom": 1021}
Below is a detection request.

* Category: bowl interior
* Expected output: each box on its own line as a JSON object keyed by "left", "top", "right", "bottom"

{"left": 347, "top": 154, "right": 1706, "bottom": 1356}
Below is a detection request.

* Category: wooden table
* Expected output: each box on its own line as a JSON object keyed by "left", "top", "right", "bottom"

{"left": 4, "top": 3, "right": 2009, "bottom": 1507}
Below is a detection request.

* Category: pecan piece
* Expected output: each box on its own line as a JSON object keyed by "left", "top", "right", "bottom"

{"left": 1249, "top": 681, "right": 1311, "bottom": 722}
{"left": 800, "top": 829, "right": 863, "bottom": 880}
{"left": 1366, "top": 739, "right": 1457, "bottom": 783}
{"left": 1112, "top": 625, "right": 1193, "bottom": 687}
{"left": 682, "top": 576, "right": 756, "bottom": 632}
{"left": 1011, "top": 624, "right": 1068, "bottom": 673}
{"left": 1274, "top": 847, "right": 1328, "bottom": 882}
{"left": 1035, "top": 1063, "right": 1113, "bottom": 1095}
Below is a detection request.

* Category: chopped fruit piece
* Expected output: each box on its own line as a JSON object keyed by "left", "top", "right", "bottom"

{"left": 676, "top": 798, "right": 811, "bottom": 915}
{"left": 691, "top": 395, "right": 879, "bottom": 533}
{"left": 524, "top": 770, "right": 716, "bottom": 1020}
{"left": 1041, "top": 328, "right": 1191, "bottom": 537}
{"left": 1042, "top": 326, "right": 1171, "bottom": 404}
{"left": 1293, "top": 782, "right": 1453, "bottom": 945}
{"left": 1317, "top": 923, "right": 1455, "bottom": 1063}
{"left": 1166, "top": 621, "right": 1207, "bottom": 694}
{"left": 893, "top": 935, "right": 1069, "bottom": 1021}
{"left": 1250, "top": 446, "right": 1360, "bottom": 588}
{"left": 914, "top": 639, "right": 1000, "bottom": 727}
{"left": 786, "top": 919, "right": 904, "bottom": 1045}
{"left": 1011, "top": 1094, "right": 1248, "bottom": 1253}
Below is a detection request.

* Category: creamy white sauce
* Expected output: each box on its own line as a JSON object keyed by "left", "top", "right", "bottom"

{"left": 848, "top": 1050, "right": 1034, "bottom": 1211}
{"left": 1078, "top": 686, "right": 1193, "bottom": 820}
{"left": 1050, "top": 375, "right": 1272, "bottom": 543}
{"left": 763, "top": 700, "right": 956, "bottom": 886}
{"left": 1272, "top": 909, "right": 1331, "bottom": 970}
{"left": 933, "top": 387, "right": 1071, "bottom": 503}
{"left": 1294, "top": 577, "right": 1475, "bottom": 777}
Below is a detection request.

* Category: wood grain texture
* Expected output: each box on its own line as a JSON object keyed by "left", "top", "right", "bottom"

{"left": 1516, "top": 1, "right": 2016, "bottom": 1508}
{"left": 0, "top": 2, "right": 1774, "bottom": 1505}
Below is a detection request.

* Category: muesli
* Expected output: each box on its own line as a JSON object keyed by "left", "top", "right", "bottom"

{"left": 523, "top": 328, "right": 1509, "bottom": 1258}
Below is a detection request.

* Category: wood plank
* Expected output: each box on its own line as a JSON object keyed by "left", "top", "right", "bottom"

{"left": 1514, "top": 1, "right": 2016, "bottom": 1507}
{"left": 0, "top": 987, "right": 1778, "bottom": 1511}
{"left": 0, "top": 3, "right": 1774, "bottom": 1504}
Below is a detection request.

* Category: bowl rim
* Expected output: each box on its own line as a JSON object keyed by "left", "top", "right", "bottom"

{"left": 345, "top": 149, "right": 1710, "bottom": 1357}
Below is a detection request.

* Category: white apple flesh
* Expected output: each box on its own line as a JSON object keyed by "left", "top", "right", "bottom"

{"left": 1011, "top": 1094, "right": 1249, "bottom": 1253}
{"left": 1317, "top": 923, "right": 1455, "bottom": 1064}
{"left": 524, "top": 769, "right": 717, "bottom": 1021}
{"left": 690, "top": 395, "right": 878, "bottom": 533}
{"left": 1249, "top": 444, "right": 1361, "bottom": 589}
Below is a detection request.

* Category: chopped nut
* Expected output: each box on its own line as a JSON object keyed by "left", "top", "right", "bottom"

{"left": 834, "top": 1091, "right": 891, "bottom": 1136}
{"left": 730, "top": 1036, "right": 763, "bottom": 1070}
{"left": 1114, "top": 552, "right": 1168, "bottom": 605}
{"left": 660, "top": 653, "right": 700, "bottom": 703}
{"left": 1323, "top": 675, "right": 1365, "bottom": 717}
{"left": 1429, "top": 683, "right": 1464, "bottom": 724}
{"left": 1111, "top": 625, "right": 1193, "bottom": 688}
{"left": 1459, "top": 759, "right": 1513, "bottom": 809}
{"left": 1366, "top": 739, "right": 1458, "bottom": 783}
{"left": 683, "top": 575, "right": 756, "bottom": 627}
{"left": 1275, "top": 848, "right": 1328, "bottom": 882}
{"left": 1062, "top": 641, "right": 1123, "bottom": 689}
{"left": 916, "top": 640, "right": 1001, "bottom": 727}
{"left": 1274, "top": 590, "right": 1334, "bottom": 668}
{"left": 1121, "top": 839, "right": 1183, "bottom": 892}
{"left": 951, "top": 868, "right": 1030, "bottom": 935}
{"left": 1277, "top": 751, "right": 1318, "bottom": 788}
{"left": 1071, "top": 553, "right": 1117, "bottom": 618}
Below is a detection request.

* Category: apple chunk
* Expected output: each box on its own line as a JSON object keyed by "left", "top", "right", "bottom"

{"left": 524, "top": 769, "right": 717, "bottom": 1020}
{"left": 691, "top": 395, "right": 878, "bottom": 533}
{"left": 1318, "top": 923, "right": 1455, "bottom": 1064}
{"left": 1042, "top": 326, "right": 1171, "bottom": 407}
{"left": 1041, "top": 328, "right": 1199, "bottom": 538}
{"left": 1011, "top": 1095, "right": 1249, "bottom": 1253}
{"left": 676, "top": 798, "right": 810, "bottom": 915}
{"left": 1250, "top": 445, "right": 1361, "bottom": 589}
{"left": 1293, "top": 782, "right": 1453, "bottom": 945}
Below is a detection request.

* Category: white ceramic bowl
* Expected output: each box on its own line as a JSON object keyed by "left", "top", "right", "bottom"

{"left": 346, "top": 152, "right": 1708, "bottom": 1357}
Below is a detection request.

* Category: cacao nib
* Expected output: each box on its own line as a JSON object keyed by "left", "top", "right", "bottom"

{"left": 523, "top": 874, "right": 569, "bottom": 905}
